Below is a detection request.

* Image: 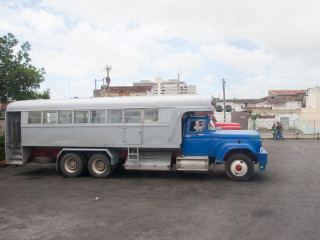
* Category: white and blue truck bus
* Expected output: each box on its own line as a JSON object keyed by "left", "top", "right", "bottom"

{"left": 5, "top": 95, "right": 267, "bottom": 181}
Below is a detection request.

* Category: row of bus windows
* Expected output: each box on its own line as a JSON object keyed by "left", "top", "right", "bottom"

{"left": 28, "top": 109, "right": 159, "bottom": 124}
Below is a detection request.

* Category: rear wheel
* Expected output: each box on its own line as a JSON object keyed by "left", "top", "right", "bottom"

{"left": 88, "top": 153, "right": 111, "bottom": 178}
{"left": 225, "top": 153, "right": 254, "bottom": 181}
{"left": 60, "top": 153, "right": 84, "bottom": 178}
{"left": 78, "top": 153, "right": 88, "bottom": 174}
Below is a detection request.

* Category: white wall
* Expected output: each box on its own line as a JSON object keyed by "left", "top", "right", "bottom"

{"left": 248, "top": 112, "right": 300, "bottom": 130}
{"left": 306, "top": 86, "right": 320, "bottom": 109}
{"left": 273, "top": 101, "right": 301, "bottom": 109}
{"left": 214, "top": 112, "right": 232, "bottom": 122}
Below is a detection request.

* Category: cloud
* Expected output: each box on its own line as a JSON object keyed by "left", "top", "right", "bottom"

{"left": 154, "top": 51, "right": 204, "bottom": 74}
{"left": 202, "top": 44, "right": 273, "bottom": 75}
{"left": 1, "top": 0, "right": 320, "bottom": 99}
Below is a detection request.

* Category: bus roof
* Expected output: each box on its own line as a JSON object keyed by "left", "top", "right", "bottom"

{"left": 6, "top": 95, "right": 214, "bottom": 111}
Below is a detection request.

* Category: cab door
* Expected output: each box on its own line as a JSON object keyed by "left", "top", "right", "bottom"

{"left": 182, "top": 118, "right": 212, "bottom": 156}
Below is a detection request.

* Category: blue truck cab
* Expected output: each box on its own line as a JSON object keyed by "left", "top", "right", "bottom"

{"left": 180, "top": 116, "right": 268, "bottom": 181}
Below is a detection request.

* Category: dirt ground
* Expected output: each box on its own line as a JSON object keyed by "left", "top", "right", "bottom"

{"left": 0, "top": 140, "right": 320, "bottom": 240}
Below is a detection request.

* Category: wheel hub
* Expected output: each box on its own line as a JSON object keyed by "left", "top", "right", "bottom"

{"left": 236, "top": 165, "right": 242, "bottom": 171}
{"left": 230, "top": 160, "right": 248, "bottom": 177}
{"left": 67, "top": 160, "right": 77, "bottom": 170}
{"left": 96, "top": 160, "right": 105, "bottom": 171}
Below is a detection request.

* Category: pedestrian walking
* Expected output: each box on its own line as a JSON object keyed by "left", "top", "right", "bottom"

{"left": 275, "top": 122, "right": 283, "bottom": 140}
{"left": 272, "top": 123, "right": 276, "bottom": 140}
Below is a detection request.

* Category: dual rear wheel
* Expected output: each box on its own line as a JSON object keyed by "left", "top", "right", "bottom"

{"left": 60, "top": 153, "right": 111, "bottom": 178}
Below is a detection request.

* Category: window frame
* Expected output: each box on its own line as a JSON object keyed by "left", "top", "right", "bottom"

{"left": 90, "top": 110, "right": 106, "bottom": 124}
{"left": 143, "top": 109, "right": 159, "bottom": 123}
{"left": 107, "top": 109, "right": 123, "bottom": 123}
{"left": 74, "top": 110, "right": 89, "bottom": 124}
{"left": 189, "top": 119, "right": 207, "bottom": 133}
{"left": 28, "top": 111, "right": 42, "bottom": 124}
{"left": 124, "top": 109, "right": 142, "bottom": 124}
{"left": 58, "top": 110, "right": 73, "bottom": 124}
{"left": 43, "top": 110, "right": 57, "bottom": 124}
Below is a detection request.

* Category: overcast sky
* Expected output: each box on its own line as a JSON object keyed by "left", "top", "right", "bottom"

{"left": 1, "top": 0, "right": 320, "bottom": 99}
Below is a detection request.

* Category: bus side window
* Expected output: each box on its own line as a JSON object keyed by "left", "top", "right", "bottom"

{"left": 74, "top": 110, "right": 89, "bottom": 123}
{"left": 43, "top": 111, "right": 57, "bottom": 124}
{"left": 91, "top": 110, "right": 105, "bottom": 123}
{"left": 58, "top": 111, "right": 72, "bottom": 124}
{"left": 107, "top": 109, "right": 123, "bottom": 123}
{"left": 28, "top": 111, "right": 41, "bottom": 124}
{"left": 125, "top": 109, "right": 141, "bottom": 123}
{"left": 143, "top": 109, "right": 159, "bottom": 123}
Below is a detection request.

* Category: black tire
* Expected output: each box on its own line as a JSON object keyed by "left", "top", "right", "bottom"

{"left": 225, "top": 153, "right": 254, "bottom": 181}
{"left": 78, "top": 153, "right": 88, "bottom": 174}
{"left": 60, "top": 153, "right": 84, "bottom": 178}
{"left": 88, "top": 153, "right": 111, "bottom": 178}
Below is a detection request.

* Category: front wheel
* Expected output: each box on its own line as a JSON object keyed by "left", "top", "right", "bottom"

{"left": 88, "top": 153, "right": 111, "bottom": 178}
{"left": 225, "top": 153, "right": 254, "bottom": 181}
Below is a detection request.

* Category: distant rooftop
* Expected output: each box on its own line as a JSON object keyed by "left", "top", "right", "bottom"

{"left": 109, "top": 86, "right": 152, "bottom": 93}
{"left": 268, "top": 90, "right": 306, "bottom": 96}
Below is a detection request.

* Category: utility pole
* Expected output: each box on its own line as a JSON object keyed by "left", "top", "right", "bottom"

{"left": 222, "top": 78, "right": 226, "bottom": 122}
{"left": 105, "top": 65, "right": 112, "bottom": 96}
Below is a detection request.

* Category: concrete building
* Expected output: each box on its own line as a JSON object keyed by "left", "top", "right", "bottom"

{"left": 267, "top": 90, "right": 306, "bottom": 109}
{"left": 94, "top": 78, "right": 196, "bottom": 97}
{"left": 246, "top": 90, "right": 307, "bottom": 130}
{"left": 213, "top": 90, "right": 307, "bottom": 131}
{"left": 213, "top": 97, "right": 268, "bottom": 129}
{"left": 133, "top": 78, "right": 197, "bottom": 95}
{"left": 214, "top": 97, "right": 268, "bottom": 113}
{"left": 94, "top": 86, "right": 152, "bottom": 97}
{"left": 299, "top": 86, "right": 320, "bottom": 133}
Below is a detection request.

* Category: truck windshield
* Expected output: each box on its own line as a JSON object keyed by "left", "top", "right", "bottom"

{"left": 208, "top": 119, "right": 216, "bottom": 131}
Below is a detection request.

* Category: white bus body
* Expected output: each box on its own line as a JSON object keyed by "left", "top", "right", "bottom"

{"left": 5, "top": 95, "right": 214, "bottom": 177}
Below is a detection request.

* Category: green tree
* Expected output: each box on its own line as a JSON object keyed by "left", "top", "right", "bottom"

{"left": 0, "top": 33, "right": 49, "bottom": 103}
{"left": 249, "top": 113, "right": 261, "bottom": 130}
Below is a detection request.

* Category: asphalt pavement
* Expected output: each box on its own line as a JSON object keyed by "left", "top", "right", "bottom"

{"left": 0, "top": 140, "right": 320, "bottom": 240}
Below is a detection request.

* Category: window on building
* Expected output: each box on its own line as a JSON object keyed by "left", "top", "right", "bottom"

{"left": 43, "top": 111, "right": 57, "bottom": 124}
{"left": 74, "top": 110, "right": 89, "bottom": 123}
{"left": 144, "top": 109, "right": 159, "bottom": 123}
{"left": 125, "top": 109, "right": 141, "bottom": 123}
{"left": 107, "top": 109, "right": 123, "bottom": 123}
{"left": 58, "top": 111, "right": 72, "bottom": 124}
{"left": 28, "top": 111, "right": 41, "bottom": 124}
{"left": 91, "top": 110, "right": 105, "bottom": 123}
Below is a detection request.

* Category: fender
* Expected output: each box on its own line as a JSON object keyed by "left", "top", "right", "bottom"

{"left": 215, "top": 143, "right": 257, "bottom": 163}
